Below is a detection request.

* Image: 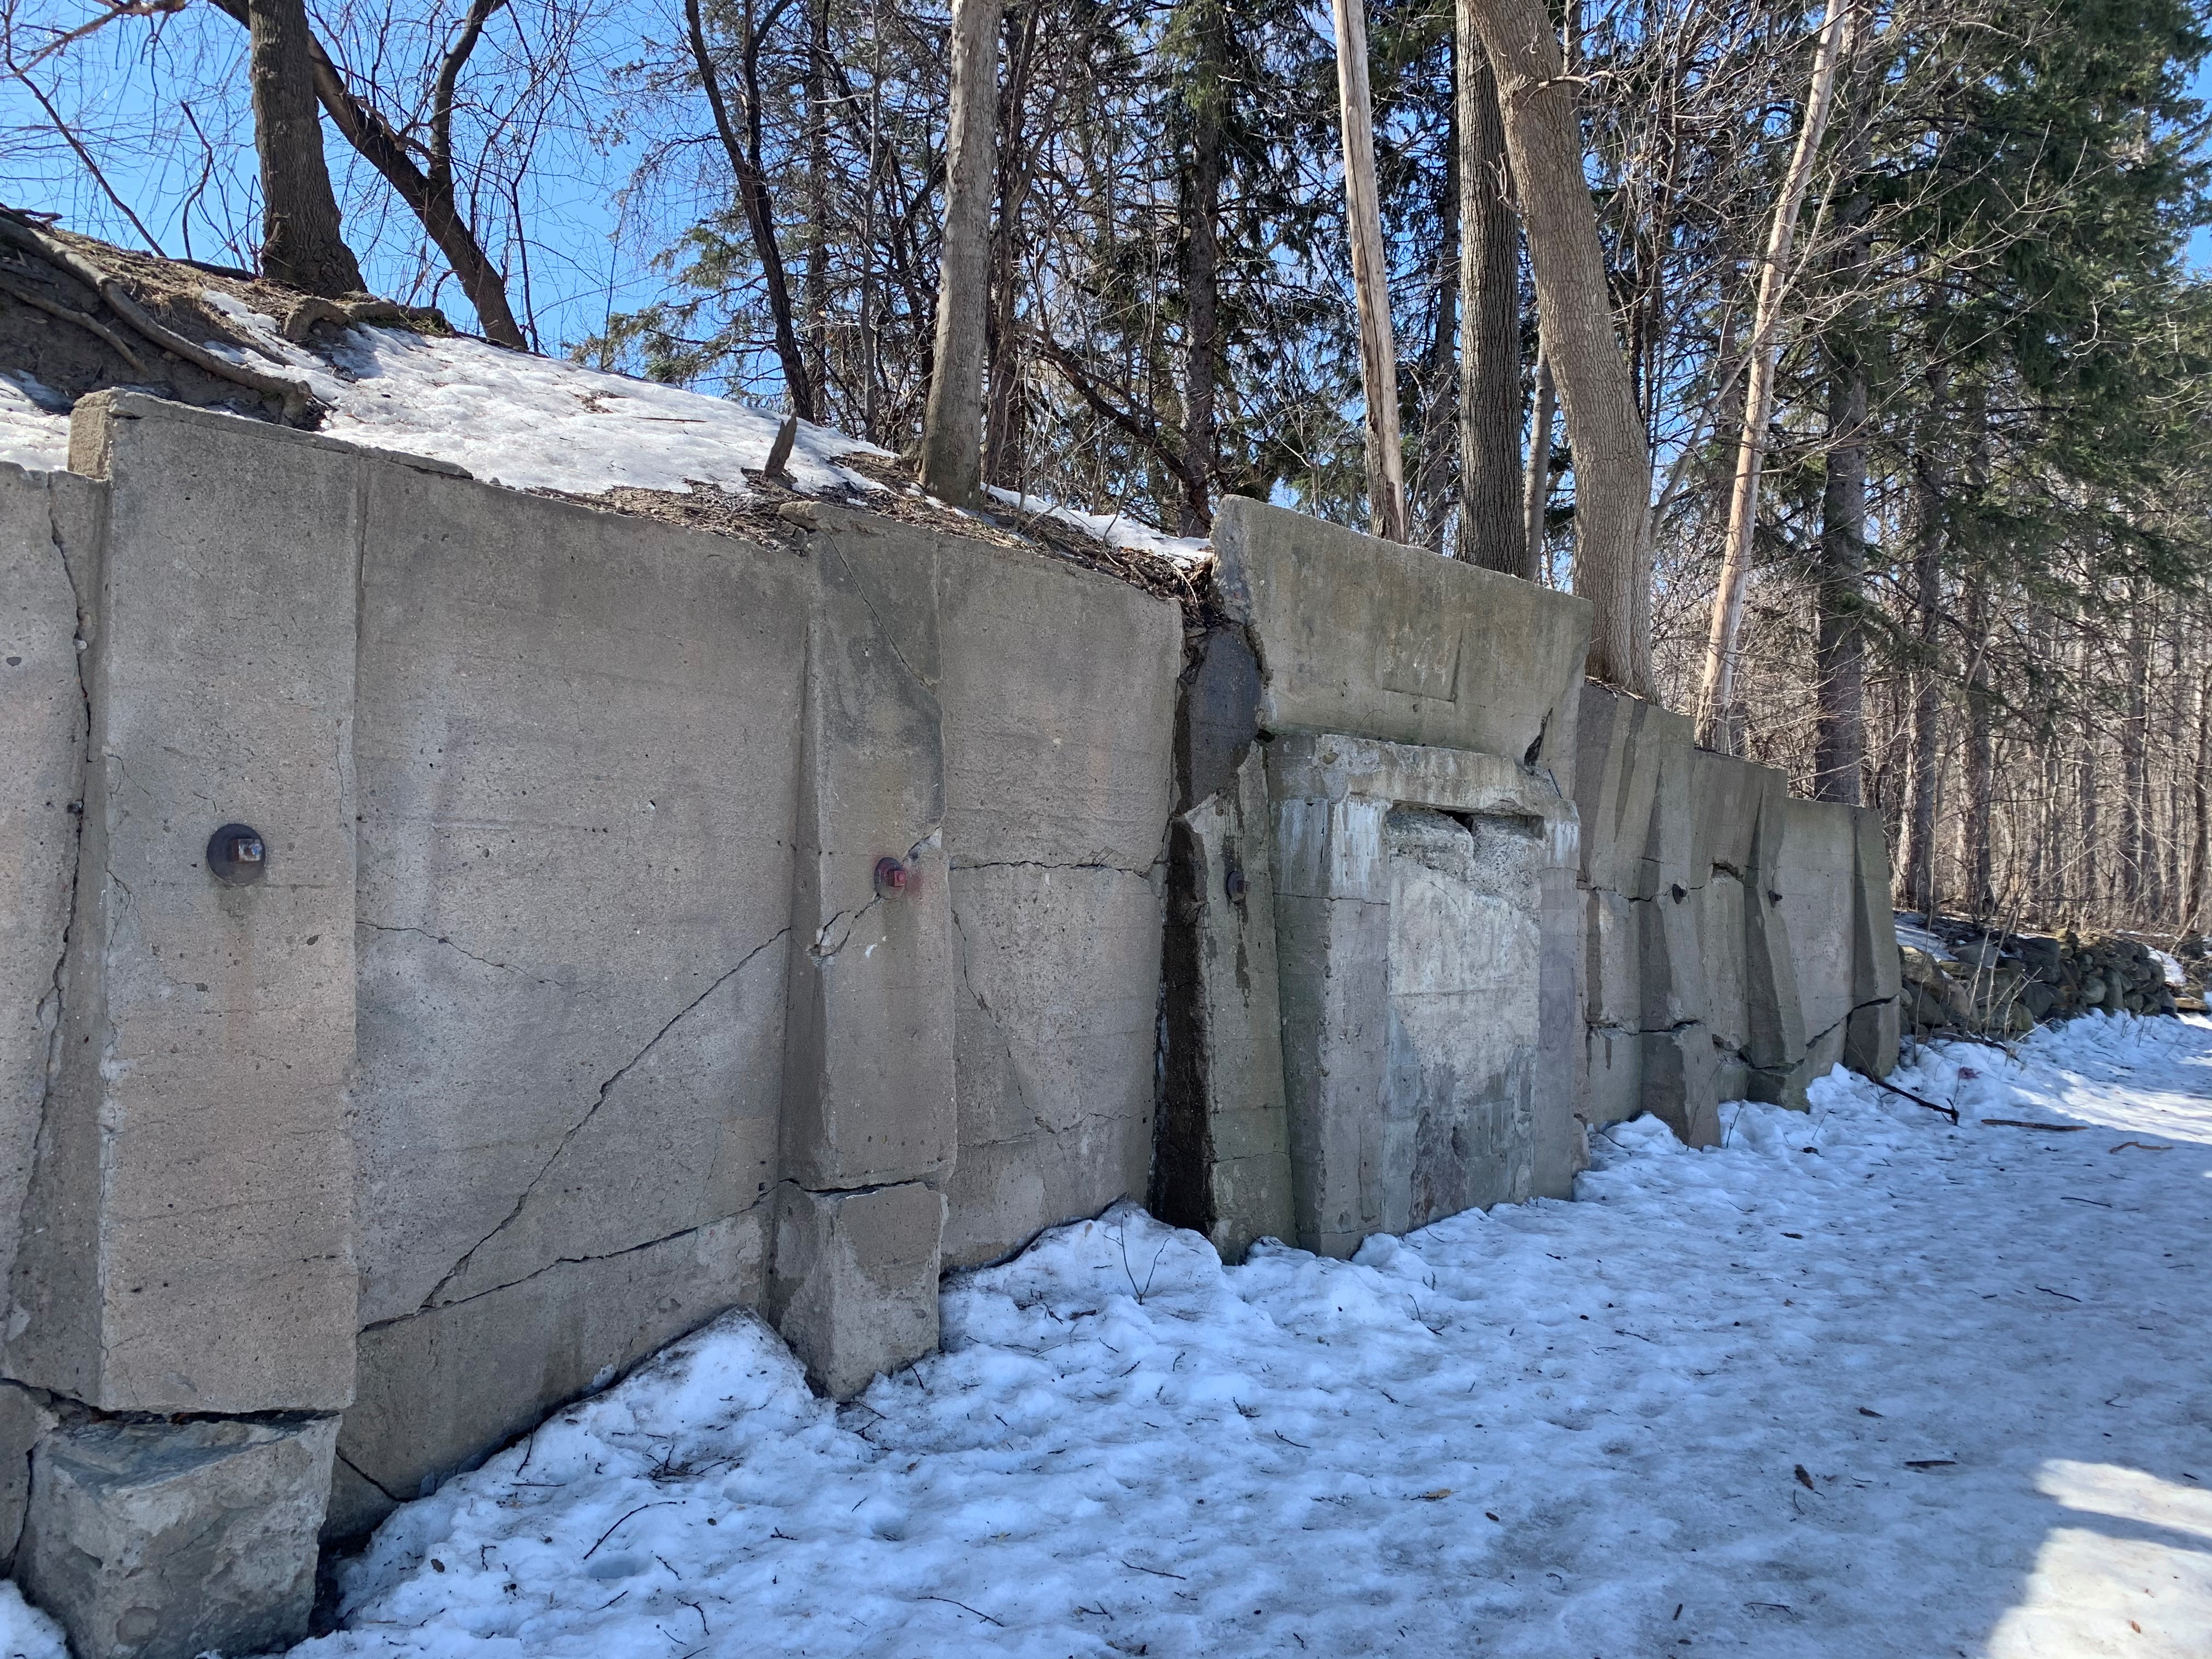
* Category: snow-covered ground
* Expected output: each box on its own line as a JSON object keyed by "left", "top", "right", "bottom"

{"left": 172, "top": 1013, "right": 2203, "bottom": 1659}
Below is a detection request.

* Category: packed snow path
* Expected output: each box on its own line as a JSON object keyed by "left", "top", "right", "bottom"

{"left": 189, "top": 1015, "right": 2203, "bottom": 1658}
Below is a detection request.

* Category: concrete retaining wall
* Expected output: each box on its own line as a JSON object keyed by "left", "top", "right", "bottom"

{"left": 0, "top": 398, "right": 1899, "bottom": 1658}
{"left": 1575, "top": 684, "right": 1900, "bottom": 1144}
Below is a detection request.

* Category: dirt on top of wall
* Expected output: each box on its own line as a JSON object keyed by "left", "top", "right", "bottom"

{"left": 0, "top": 209, "right": 1206, "bottom": 612}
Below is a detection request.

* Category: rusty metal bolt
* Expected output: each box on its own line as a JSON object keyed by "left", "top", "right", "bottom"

{"left": 875, "top": 857, "right": 910, "bottom": 896}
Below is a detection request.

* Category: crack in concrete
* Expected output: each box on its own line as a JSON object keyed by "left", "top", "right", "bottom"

{"left": 33, "top": 479, "right": 93, "bottom": 1178}
{"left": 371, "top": 1200, "right": 771, "bottom": 1326}
{"left": 950, "top": 858, "right": 1156, "bottom": 879}
{"left": 948, "top": 906, "right": 1036, "bottom": 1121}
{"left": 825, "top": 537, "right": 932, "bottom": 690}
{"left": 811, "top": 894, "right": 882, "bottom": 961}
{"left": 334, "top": 1447, "right": 406, "bottom": 1504}
{"left": 357, "top": 921, "right": 564, "bottom": 987}
{"left": 416, "top": 925, "right": 792, "bottom": 1311}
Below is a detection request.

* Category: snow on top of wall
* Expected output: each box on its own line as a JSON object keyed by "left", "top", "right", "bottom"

{"left": 180, "top": 294, "right": 1212, "bottom": 567}
{"left": 0, "top": 373, "right": 70, "bottom": 472}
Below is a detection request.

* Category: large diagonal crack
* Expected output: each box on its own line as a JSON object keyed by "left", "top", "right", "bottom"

{"left": 825, "top": 538, "right": 930, "bottom": 690}
{"left": 375, "top": 1199, "right": 771, "bottom": 1328}
{"left": 417, "top": 925, "right": 791, "bottom": 1311}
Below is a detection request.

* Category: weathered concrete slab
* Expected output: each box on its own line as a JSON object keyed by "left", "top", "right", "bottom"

{"left": 334, "top": 1209, "right": 765, "bottom": 1538}
{"left": 1154, "top": 749, "right": 1296, "bottom": 1260}
{"left": 1268, "top": 733, "right": 1580, "bottom": 1256}
{"left": 943, "top": 861, "right": 1161, "bottom": 1265}
{"left": 933, "top": 529, "right": 1177, "bottom": 1267}
{"left": 1777, "top": 797, "right": 1858, "bottom": 1051}
{"left": 9, "top": 394, "right": 356, "bottom": 1413}
{"left": 0, "top": 465, "right": 95, "bottom": 1310}
{"left": 18, "top": 1412, "right": 337, "bottom": 1659}
{"left": 352, "top": 471, "right": 805, "bottom": 1326}
{"left": 1212, "top": 498, "right": 1590, "bottom": 763}
{"left": 769, "top": 1181, "right": 945, "bottom": 1398}
{"left": 1844, "top": 807, "right": 1903, "bottom": 1078}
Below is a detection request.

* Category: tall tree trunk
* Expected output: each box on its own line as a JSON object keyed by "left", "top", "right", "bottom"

{"left": 1412, "top": 41, "right": 1459, "bottom": 552}
{"left": 983, "top": 1, "right": 1040, "bottom": 487}
{"left": 804, "top": 0, "right": 831, "bottom": 404}
{"left": 686, "top": 0, "right": 816, "bottom": 419}
{"left": 1957, "top": 582, "right": 1994, "bottom": 918}
{"left": 1695, "top": 0, "right": 1848, "bottom": 749}
{"left": 1463, "top": 0, "right": 1653, "bottom": 691}
{"left": 1811, "top": 349, "right": 1867, "bottom": 804}
{"left": 1454, "top": 19, "right": 1525, "bottom": 576}
{"left": 2187, "top": 662, "right": 2211, "bottom": 933}
{"left": 1521, "top": 353, "right": 1554, "bottom": 579}
{"left": 1332, "top": 0, "right": 1408, "bottom": 543}
{"left": 920, "top": 0, "right": 1005, "bottom": 503}
{"left": 1899, "top": 369, "right": 1949, "bottom": 919}
{"left": 245, "top": 0, "right": 365, "bottom": 297}
{"left": 2120, "top": 592, "right": 2149, "bottom": 918}
{"left": 1177, "top": 0, "right": 1224, "bottom": 535}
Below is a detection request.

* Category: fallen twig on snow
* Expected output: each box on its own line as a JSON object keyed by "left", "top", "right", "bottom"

{"left": 1980, "top": 1118, "right": 2089, "bottom": 1132}
{"left": 2108, "top": 1141, "right": 2172, "bottom": 1153}
{"left": 1869, "top": 1075, "right": 1958, "bottom": 1122}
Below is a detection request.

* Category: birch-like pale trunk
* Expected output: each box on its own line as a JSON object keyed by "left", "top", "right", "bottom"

{"left": 1695, "top": 0, "right": 1850, "bottom": 750}
{"left": 1521, "top": 353, "right": 1555, "bottom": 579}
{"left": 1332, "top": 0, "right": 1409, "bottom": 544}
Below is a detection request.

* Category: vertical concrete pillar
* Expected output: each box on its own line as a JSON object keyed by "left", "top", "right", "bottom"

{"left": 1844, "top": 806, "right": 1903, "bottom": 1077}
{"left": 772, "top": 526, "right": 955, "bottom": 1397}
{"left": 1269, "top": 790, "right": 1391, "bottom": 1259}
{"left": 6, "top": 395, "right": 357, "bottom": 1656}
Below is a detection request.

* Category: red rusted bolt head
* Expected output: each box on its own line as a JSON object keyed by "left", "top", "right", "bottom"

{"left": 875, "top": 857, "right": 910, "bottom": 895}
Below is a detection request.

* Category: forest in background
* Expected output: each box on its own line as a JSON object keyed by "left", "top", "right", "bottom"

{"left": 5, "top": 0, "right": 2211, "bottom": 938}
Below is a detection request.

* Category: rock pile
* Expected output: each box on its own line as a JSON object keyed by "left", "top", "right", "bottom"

{"left": 1897, "top": 924, "right": 2188, "bottom": 1038}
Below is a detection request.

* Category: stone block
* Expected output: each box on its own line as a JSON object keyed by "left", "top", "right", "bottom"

{"left": 0, "top": 1381, "right": 57, "bottom": 1571}
{"left": 9, "top": 394, "right": 356, "bottom": 1414}
{"left": 351, "top": 466, "right": 805, "bottom": 1323}
{"left": 933, "top": 528, "right": 1177, "bottom": 1265}
{"left": 1776, "top": 797, "right": 1858, "bottom": 1047}
{"left": 1267, "top": 734, "right": 1580, "bottom": 1256}
{"left": 0, "top": 465, "right": 97, "bottom": 1306}
{"left": 334, "top": 1209, "right": 764, "bottom": 1538}
{"left": 770, "top": 1182, "right": 945, "bottom": 1398}
{"left": 1211, "top": 498, "right": 1590, "bottom": 761}
{"left": 779, "top": 526, "right": 956, "bottom": 1195}
{"left": 943, "top": 860, "right": 1163, "bottom": 1268}
{"left": 18, "top": 1413, "right": 337, "bottom": 1659}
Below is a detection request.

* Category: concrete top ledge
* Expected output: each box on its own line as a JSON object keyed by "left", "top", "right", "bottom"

{"left": 1212, "top": 497, "right": 1592, "bottom": 762}
{"left": 1267, "top": 732, "right": 1579, "bottom": 862}
{"left": 67, "top": 390, "right": 473, "bottom": 481}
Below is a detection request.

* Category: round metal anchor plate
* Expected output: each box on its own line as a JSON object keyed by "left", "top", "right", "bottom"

{"left": 206, "top": 823, "right": 268, "bottom": 887}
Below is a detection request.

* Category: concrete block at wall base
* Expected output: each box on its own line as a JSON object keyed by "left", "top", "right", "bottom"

{"left": 940, "top": 860, "right": 1163, "bottom": 1270}
{"left": 771, "top": 1182, "right": 945, "bottom": 1399}
{"left": 1846, "top": 997, "right": 1902, "bottom": 1081}
{"left": 17, "top": 1413, "right": 336, "bottom": 1659}
{"left": 1637, "top": 1027, "right": 1722, "bottom": 1148}
{"left": 332, "top": 1207, "right": 766, "bottom": 1541}
{"left": 0, "top": 1382, "right": 57, "bottom": 1572}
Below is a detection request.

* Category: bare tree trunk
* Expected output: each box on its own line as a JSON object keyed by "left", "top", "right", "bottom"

{"left": 1177, "top": 0, "right": 1224, "bottom": 535}
{"left": 1958, "top": 582, "right": 1994, "bottom": 918}
{"left": 1521, "top": 352, "right": 1554, "bottom": 579}
{"left": 1810, "top": 349, "right": 1867, "bottom": 804}
{"left": 214, "top": 0, "right": 528, "bottom": 347}
{"left": 245, "top": 0, "right": 365, "bottom": 297}
{"left": 1455, "top": 16, "right": 1523, "bottom": 575}
{"left": 920, "top": 0, "right": 1004, "bottom": 503}
{"left": 2120, "top": 592, "right": 2149, "bottom": 919}
{"left": 1464, "top": 0, "right": 1652, "bottom": 691}
{"left": 983, "top": 1, "right": 1040, "bottom": 487}
{"left": 1696, "top": 0, "right": 1848, "bottom": 748}
{"left": 2187, "top": 662, "right": 2211, "bottom": 933}
{"left": 1899, "top": 369, "right": 1948, "bottom": 918}
{"left": 687, "top": 0, "right": 816, "bottom": 418}
{"left": 1332, "top": 0, "right": 1408, "bottom": 543}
